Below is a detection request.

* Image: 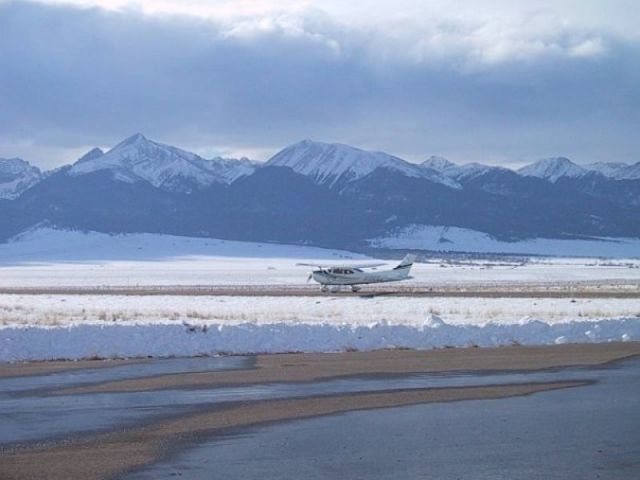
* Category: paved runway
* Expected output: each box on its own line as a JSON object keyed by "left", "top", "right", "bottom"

{"left": 1, "top": 279, "right": 639, "bottom": 298}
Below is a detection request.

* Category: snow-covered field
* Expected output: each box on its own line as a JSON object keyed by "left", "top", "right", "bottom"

{"left": 370, "top": 224, "right": 640, "bottom": 258}
{"left": 1, "top": 228, "right": 639, "bottom": 288}
{"left": 0, "top": 228, "right": 366, "bottom": 287}
{"left": 0, "top": 229, "right": 639, "bottom": 361}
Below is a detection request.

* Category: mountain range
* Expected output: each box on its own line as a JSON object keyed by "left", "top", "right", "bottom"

{"left": 1, "top": 134, "right": 639, "bottom": 251}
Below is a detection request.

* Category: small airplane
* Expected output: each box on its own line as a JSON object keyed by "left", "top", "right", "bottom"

{"left": 298, "top": 254, "right": 417, "bottom": 292}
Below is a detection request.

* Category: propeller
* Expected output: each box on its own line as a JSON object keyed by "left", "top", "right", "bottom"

{"left": 307, "top": 273, "right": 313, "bottom": 283}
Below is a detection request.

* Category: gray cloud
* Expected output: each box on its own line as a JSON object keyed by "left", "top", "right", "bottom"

{"left": 0, "top": 0, "right": 639, "bottom": 168}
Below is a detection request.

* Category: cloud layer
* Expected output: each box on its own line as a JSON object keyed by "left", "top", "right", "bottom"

{"left": 1, "top": 0, "right": 639, "bottom": 168}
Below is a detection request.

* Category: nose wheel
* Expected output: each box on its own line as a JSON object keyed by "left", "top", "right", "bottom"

{"left": 351, "top": 285, "right": 361, "bottom": 293}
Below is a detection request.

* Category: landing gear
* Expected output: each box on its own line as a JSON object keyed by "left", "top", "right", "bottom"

{"left": 320, "top": 285, "right": 361, "bottom": 294}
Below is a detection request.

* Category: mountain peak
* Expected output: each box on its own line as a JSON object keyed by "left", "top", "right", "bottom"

{"left": 0, "top": 157, "right": 42, "bottom": 177}
{"left": 68, "top": 134, "right": 255, "bottom": 191}
{"left": 518, "top": 157, "right": 587, "bottom": 182}
{"left": 0, "top": 157, "right": 30, "bottom": 170}
{"left": 421, "top": 156, "right": 456, "bottom": 171}
{"left": 0, "top": 157, "right": 42, "bottom": 199}
{"left": 76, "top": 147, "right": 104, "bottom": 164}
{"left": 101, "top": 133, "right": 161, "bottom": 160}
{"left": 266, "top": 139, "right": 459, "bottom": 188}
{"left": 117, "top": 132, "right": 148, "bottom": 147}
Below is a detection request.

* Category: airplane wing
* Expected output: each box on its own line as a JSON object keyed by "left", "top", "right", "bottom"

{"left": 296, "top": 262, "right": 387, "bottom": 269}
{"left": 345, "top": 262, "right": 387, "bottom": 268}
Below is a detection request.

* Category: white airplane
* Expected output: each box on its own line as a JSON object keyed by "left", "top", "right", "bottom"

{"left": 298, "top": 254, "right": 417, "bottom": 292}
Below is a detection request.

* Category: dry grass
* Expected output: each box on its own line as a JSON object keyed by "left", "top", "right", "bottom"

{"left": 1, "top": 295, "right": 638, "bottom": 329}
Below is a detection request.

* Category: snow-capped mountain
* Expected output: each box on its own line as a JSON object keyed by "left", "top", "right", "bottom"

{"left": 0, "top": 158, "right": 42, "bottom": 200}
{"left": 201, "top": 156, "right": 257, "bottom": 184}
{"left": 617, "top": 162, "right": 640, "bottom": 180}
{"left": 586, "top": 161, "right": 640, "bottom": 180}
{"left": 421, "top": 156, "right": 455, "bottom": 172}
{"left": 517, "top": 157, "right": 588, "bottom": 182}
{"left": 75, "top": 147, "right": 105, "bottom": 164}
{"left": 420, "top": 157, "right": 500, "bottom": 182}
{"left": 68, "top": 134, "right": 255, "bottom": 192}
{"left": 425, "top": 154, "right": 640, "bottom": 184}
{"left": 1, "top": 136, "right": 639, "bottom": 248}
{"left": 267, "top": 140, "right": 459, "bottom": 189}
{"left": 449, "top": 163, "right": 506, "bottom": 181}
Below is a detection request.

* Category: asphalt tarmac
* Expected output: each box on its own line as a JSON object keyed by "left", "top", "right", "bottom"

{"left": 128, "top": 357, "right": 640, "bottom": 480}
{"left": 1, "top": 343, "right": 638, "bottom": 479}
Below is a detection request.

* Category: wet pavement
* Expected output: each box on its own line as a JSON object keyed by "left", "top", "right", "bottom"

{"left": 1, "top": 355, "right": 638, "bottom": 479}
{"left": 0, "top": 355, "right": 250, "bottom": 444}
{"left": 0, "top": 355, "right": 630, "bottom": 445}
{"left": 0, "top": 356, "right": 252, "bottom": 395}
{"left": 125, "top": 358, "right": 640, "bottom": 480}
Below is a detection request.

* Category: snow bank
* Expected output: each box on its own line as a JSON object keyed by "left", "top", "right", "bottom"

{"left": 369, "top": 224, "right": 640, "bottom": 258}
{"left": 1, "top": 317, "right": 638, "bottom": 362}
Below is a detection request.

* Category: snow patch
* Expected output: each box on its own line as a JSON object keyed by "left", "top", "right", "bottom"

{"left": 2, "top": 227, "right": 365, "bottom": 264}
{"left": 369, "top": 224, "right": 640, "bottom": 257}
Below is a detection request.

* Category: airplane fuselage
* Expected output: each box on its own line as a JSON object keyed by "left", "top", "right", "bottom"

{"left": 311, "top": 264, "right": 412, "bottom": 286}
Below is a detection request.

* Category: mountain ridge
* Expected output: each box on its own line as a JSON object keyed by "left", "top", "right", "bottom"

{"left": 67, "top": 133, "right": 255, "bottom": 192}
{"left": 266, "top": 139, "right": 461, "bottom": 190}
{"left": 1, "top": 134, "right": 639, "bottom": 250}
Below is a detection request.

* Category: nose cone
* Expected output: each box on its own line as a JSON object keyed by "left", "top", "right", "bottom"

{"left": 311, "top": 271, "right": 325, "bottom": 284}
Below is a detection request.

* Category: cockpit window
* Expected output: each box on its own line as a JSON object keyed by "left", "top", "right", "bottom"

{"left": 332, "top": 268, "right": 349, "bottom": 274}
{"left": 328, "top": 268, "right": 355, "bottom": 275}
{"left": 332, "top": 268, "right": 353, "bottom": 275}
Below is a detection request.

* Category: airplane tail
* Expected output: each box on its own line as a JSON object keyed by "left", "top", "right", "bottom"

{"left": 394, "top": 254, "right": 416, "bottom": 271}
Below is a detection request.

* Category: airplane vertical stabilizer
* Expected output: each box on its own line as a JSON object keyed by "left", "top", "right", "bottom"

{"left": 394, "top": 254, "right": 416, "bottom": 269}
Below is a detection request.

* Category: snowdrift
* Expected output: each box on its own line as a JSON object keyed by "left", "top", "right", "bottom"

{"left": 1, "top": 316, "right": 637, "bottom": 362}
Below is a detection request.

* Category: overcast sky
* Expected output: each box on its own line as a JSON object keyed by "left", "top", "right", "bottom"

{"left": 1, "top": 0, "right": 639, "bottom": 169}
